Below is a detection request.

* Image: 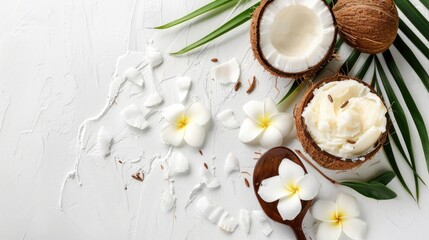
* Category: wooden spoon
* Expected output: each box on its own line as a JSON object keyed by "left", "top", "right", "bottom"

{"left": 253, "top": 147, "right": 311, "bottom": 240}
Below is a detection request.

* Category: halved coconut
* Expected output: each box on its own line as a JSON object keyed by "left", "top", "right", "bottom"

{"left": 251, "top": 0, "right": 337, "bottom": 79}
{"left": 294, "top": 75, "right": 390, "bottom": 170}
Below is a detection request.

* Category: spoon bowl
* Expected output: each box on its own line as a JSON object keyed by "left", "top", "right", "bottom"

{"left": 253, "top": 147, "right": 311, "bottom": 240}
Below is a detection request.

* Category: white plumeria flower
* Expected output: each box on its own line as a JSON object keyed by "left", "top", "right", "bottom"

{"left": 311, "top": 193, "right": 367, "bottom": 240}
{"left": 258, "top": 159, "right": 320, "bottom": 220}
{"left": 239, "top": 98, "right": 293, "bottom": 149}
{"left": 161, "top": 102, "right": 211, "bottom": 147}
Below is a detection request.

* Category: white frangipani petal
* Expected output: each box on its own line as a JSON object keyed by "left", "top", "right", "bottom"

{"left": 259, "top": 126, "right": 283, "bottom": 148}
{"left": 186, "top": 102, "right": 211, "bottom": 126}
{"left": 269, "top": 113, "right": 294, "bottom": 137}
{"left": 239, "top": 118, "right": 264, "bottom": 143}
{"left": 278, "top": 159, "right": 305, "bottom": 186}
{"left": 258, "top": 176, "right": 289, "bottom": 202}
{"left": 169, "top": 152, "right": 189, "bottom": 176}
{"left": 162, "top": 104, "right": 185, "bottom": 123}
{"left": 342, "top": 218, "right": 368, "bottom": 240}
{"left": 311, "top": 200, "right": 337, "bottom": 222}
{"left": 317, "top": 222, "right": 342, "bottom": 240}
{"left": 337, "top": 193, "right": 360, "bottom": 218}
{"left": 177, "top": 76, "right": 192, "bottom": 102}
{"left": 296, "top": 174, "right": 320, "bottom": 200}
{"left": 161, "top": 124, "right": 184, "bottom": 146}
{"left": 121, "top": 104, "right": 149, "bottom": 130}
{"left": 224, "top": 152, "right": 240, "bottom": 176}
{"left": 211, "top": 58, "right": 240, "bottom": 84}
{"left": 263, "top": 98, "right": 279, "bottom": 118}
{"left": 184, "top": 123, "right": 206, "bottom": 147}
{"left": 243, "top": 100, "right": 265, "bottom": 122}
{"left": 216, "top": 109, "right": 239, "bottom": 129}
{"left": 277, "top": 194, "right": 302, "bottom": 220}
{"left": 312, "top": 194, "right": 367, "bottom": 240}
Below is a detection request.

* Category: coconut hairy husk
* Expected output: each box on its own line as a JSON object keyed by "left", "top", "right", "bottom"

{"left": 250, "top": 0, "right": 338, "bottom": 79}
{"left": 333, "top": 0, "right": 399, "bottom": 54}
{"left": 294, "top": 75, "right": 390, "bottom": 170}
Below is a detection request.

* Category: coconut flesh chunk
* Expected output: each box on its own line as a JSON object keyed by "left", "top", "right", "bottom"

{"left": 256, "top": 0, "right": 336, "bottom": 76}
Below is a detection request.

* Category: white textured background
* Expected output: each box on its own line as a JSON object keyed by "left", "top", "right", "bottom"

{"left": 1, "top": 0, "right": 429, "bottom": 239}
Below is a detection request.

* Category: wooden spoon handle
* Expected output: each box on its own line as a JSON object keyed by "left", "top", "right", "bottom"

{"left": 292, "top": 226, "right": 307, "bottom": 240}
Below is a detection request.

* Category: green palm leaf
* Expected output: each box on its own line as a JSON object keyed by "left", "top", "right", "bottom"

{"left": 375, "top": 56, "right": 419, "bottom": 200}
{"left": 171, "top": 2, "right": 260, "bottom": 55}
{"left": 154, "top": 0, "right": 241, "bottom": 29}
{"left": 340, "top": 50, "right": 361, "bottom": 74}
{"left": 393, "top": 35, "right": 429, "bottom": 92}
{"left": 355, "top": 55, "right": 374, "bottom": 79}
{"left": 382, "top": 50, "right": 429, "bottom": 172}
{"left": 398, "top": 20, "right": 429, "bottom": 60}
{"left": 394, "top": 0, "right": 429, "bottom": 42}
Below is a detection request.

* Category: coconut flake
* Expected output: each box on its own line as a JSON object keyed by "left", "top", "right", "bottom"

{"left": 144, "top": 92, "right": 163, "bottom": 107}
{"left": 185, "top": 183, "right": 204, "bottom": 208}
{"left": 121, "top": 104, "right": 149, "bottom": 130}
{"left": 169, "top": 152, "right": 189, "bottom": 176}
{"left": 124, "top": 67, "right": 144, "bottom": 87}
{"left": 176, "top": 76, "right": 192, "bottom": 102}
{"left": 239, "top": 209, "right": 251, "bottom": 234}
{"left": 201, "top": 169, "right": 220, "bottom": 188}
{"left": 146, "top": 46, "right": 163, "bottom": 67}
{"left": 253, "top": 210, "right": 273, "bottom": 236}
{"left": 195, "top": 196, "right": 238, "bottom": 233}
{"left": 211, "top": 58, "right": 240, "bottom": 84}
{"left": 93, "top": 127, "right": 113, "bottom": 157}
{"left": 216, "top": 109, "right": 239, "bottom": 129}
{"left": 224, "top": 152, "right": 240, "bottom": 176}
{"left": 160, "top": 190, "right": 175, "bottom": 212}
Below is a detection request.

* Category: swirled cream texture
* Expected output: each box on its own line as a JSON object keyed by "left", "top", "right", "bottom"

{"left": 302, "top": 80, "right": 387, "bottom": 159}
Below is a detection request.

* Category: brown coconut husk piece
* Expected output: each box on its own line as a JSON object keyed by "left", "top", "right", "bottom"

{"left": 333, "top": 0, "right": 399, "bottom": 54}
{"left": 294, "top": 75, "right": 390, "bottom": 170}
{"left": 250, "top": 0, "right": 338, "bottom": 79}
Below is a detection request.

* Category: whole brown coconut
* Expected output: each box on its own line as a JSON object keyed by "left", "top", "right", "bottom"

{"left": 333, "top": 0, "right": 399, "bottom": 54}
{"left": 294, "top": 75, "right": 390, "bottom": 170}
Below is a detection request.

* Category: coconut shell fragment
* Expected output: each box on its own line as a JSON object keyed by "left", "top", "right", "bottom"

{"left": 333, "top": 0, "right": 399, "bottom": 54}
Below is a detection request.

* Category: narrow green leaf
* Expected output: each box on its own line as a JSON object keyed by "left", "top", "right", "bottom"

{"left": 382, "top": 50, "right": 429, "bottom": 173}
{"left": 355, "top": 55, "right": 373, "bottom": 80}
{"left": 154, "top": 0, "right": 240, "bottom": 29}
{"left": 341, "top": 181, "right": 397, "bottom": 200}
{"left": 399, "top": 20, "right": 429, "bottom": 60}
{"left": 375, "top": 56, "right": 419, "bottom": 200}
{"left": 394, "top": 0, "right": 429, "bottom": 42}
{"left": 340, "top": 50, "right": 361, "bottom": 75}
{"left": 393, "top": 35, "right": 429, "bottom": 92}
{"left": 278, "top": 81, "right": 301, "bottom": 104}
{"left": 368, "top": 171, "right": 395, "bottom": 185}
{"left": 171, "top": 2, "right": 260, "bottom": 55}
{"left": 383, "top": 137, "right": 415, "bottom": 199}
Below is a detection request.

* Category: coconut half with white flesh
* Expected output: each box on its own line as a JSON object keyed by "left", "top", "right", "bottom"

{"left": 251, "top": 0, "right": 337, "bottom": 79}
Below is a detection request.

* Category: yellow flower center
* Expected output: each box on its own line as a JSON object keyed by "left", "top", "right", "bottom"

{"left": 286, "top": 183, "right": 299, "bottom": 195}
{"left": 259, "top": 117, "right": 271, "bottom": 129}
{"left": 177, "top": 116, "right": 189, "bottom": 129}
{"left": 332, "top": 211, "right": 344, "bottom": 226}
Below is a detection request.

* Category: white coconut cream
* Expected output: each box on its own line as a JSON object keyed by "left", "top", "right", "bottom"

{"left": 302, "top": 80, "right": 387, "bottom": 159}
